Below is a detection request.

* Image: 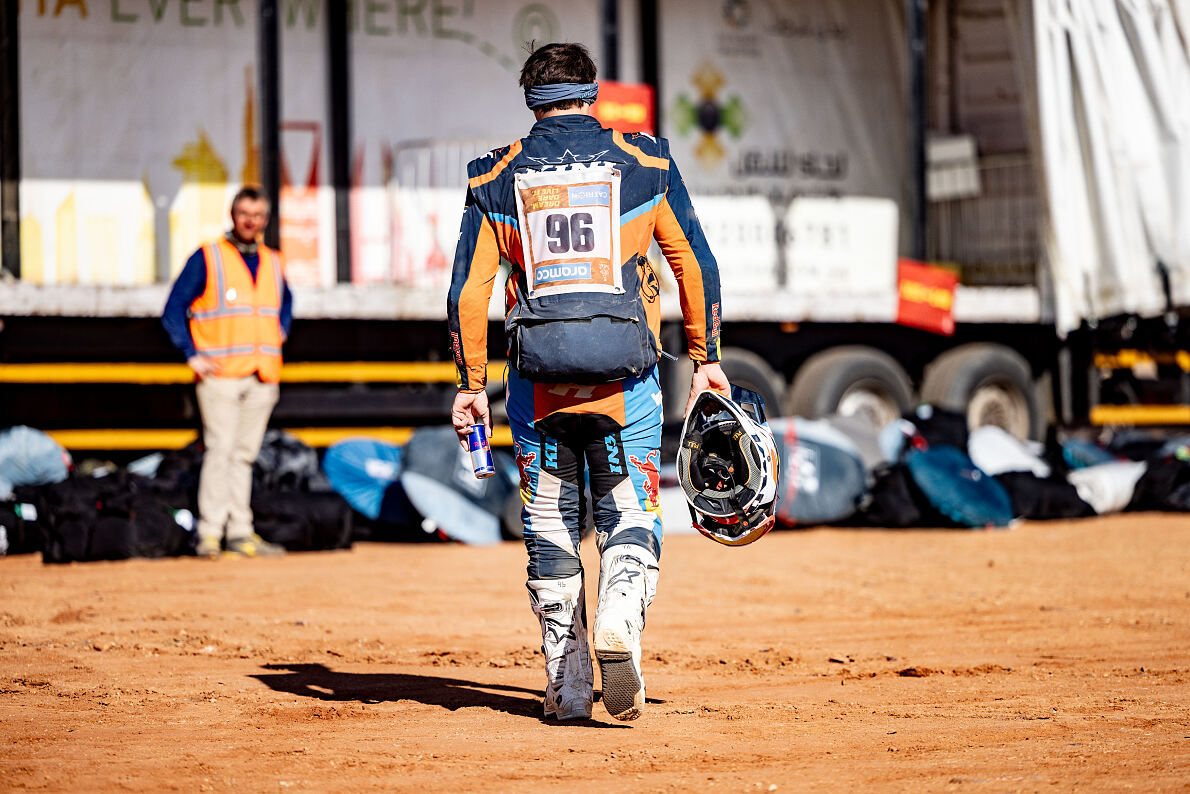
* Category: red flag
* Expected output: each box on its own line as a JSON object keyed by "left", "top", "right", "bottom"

{"left": 896, "top": 259, "right": 958, "bottom": 336}
{"left": 592, "top": 82, "right": 655, "bottom": 134}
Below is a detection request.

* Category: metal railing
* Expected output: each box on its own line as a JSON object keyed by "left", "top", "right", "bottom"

{"left": 390, "top": 138, "right": 511, "bottom": 189}
{"left": 927, "top": 154, "right": 1041, "bottom": 287}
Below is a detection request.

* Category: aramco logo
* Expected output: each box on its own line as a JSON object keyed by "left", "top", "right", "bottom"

{"left": 672, "top": 62, "right": 747, "bottom": 167}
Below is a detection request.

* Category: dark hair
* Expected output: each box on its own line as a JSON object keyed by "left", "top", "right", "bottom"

{"left": 519, "top": 42, "right": 597, "bottom": 113}
{"left": 231, "top": 185, "right": 269, "bottom": 213}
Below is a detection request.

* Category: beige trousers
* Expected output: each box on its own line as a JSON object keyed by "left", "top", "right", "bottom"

{"left": 195, "top": 375, "right": 280, "bottom": 543}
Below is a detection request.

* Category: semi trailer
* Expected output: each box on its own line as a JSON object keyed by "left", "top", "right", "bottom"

{"left": 1, "top": 0, "right": 1187, "bottom": 451}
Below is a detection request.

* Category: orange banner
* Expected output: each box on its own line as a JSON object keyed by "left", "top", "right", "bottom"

{"left": 896, "top": 259, "right": 958, "bottom": 336}
{"left": 592, "top": 82, "right": 655, "bottom": 134}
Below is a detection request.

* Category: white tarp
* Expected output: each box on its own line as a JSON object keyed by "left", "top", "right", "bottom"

{"left": 1030, "top": 0, "right": 1190, "bottom": 333}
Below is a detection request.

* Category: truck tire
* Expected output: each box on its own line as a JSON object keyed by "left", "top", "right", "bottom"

{"left": 784, "top": 346, "right": 914, "bottom": 428}
{"left": 920, "top": 343, "right": 1041, "bottom": 440}
{"left": 718, "top": 346, "right": 784, "bottom": 418}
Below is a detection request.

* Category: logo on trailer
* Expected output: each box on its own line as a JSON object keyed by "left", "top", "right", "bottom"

{"left": 672, "top": 63, "right": 747, "bottom": 167}
{"left": 629, "top": 450, "right": 661, "bottom": 510}
{"left": 723, "top": 0, "right": 751, "bottom": 28}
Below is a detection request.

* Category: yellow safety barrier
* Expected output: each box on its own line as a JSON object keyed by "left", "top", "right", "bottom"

{"left": 0, "top": 361, "right": 507, "bottom": 385}
{"left": 1093, "top": 350, "right": 1190, "bottom": 373}
{"left": 1090, "top": 405, "right": 1190, "bottom": 426}
{"left": 44, "top": 425, "right": 515, "bottom": 451}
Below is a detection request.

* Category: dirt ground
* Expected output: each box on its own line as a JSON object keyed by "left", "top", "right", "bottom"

{"left": 3, "top": 514, "right": 1190, "bottom": 792}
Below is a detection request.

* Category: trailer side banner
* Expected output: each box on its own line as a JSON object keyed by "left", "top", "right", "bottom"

{"left": 16, "top": 0, "right": 594, "bottom": 289}
{"left": 659, "top": 0, "right": 907, "bottom": 203}
{"left": 11, "top": 0, "right": 1190, "bottom": 335}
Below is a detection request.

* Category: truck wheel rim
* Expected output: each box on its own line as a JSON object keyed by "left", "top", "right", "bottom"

{"left": 837, "top": 387, "right": 901, "bottom": 430}
{"left": 968, "top": 383, "right": 1030, "bottom": 439}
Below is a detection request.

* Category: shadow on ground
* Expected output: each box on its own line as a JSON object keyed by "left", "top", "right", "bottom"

{"left": 252, "top": 663, "right": 630, "bottom": 727}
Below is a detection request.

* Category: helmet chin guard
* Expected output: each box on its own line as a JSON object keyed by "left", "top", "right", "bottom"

{"left": 677, "top": 386, "right": 780, "bottom": 547}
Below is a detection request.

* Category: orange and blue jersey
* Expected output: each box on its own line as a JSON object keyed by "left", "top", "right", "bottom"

{"left": 447, "top": 113, "right": 722, "bottom": 570}
{"left": 446, "top": 113, "right": 723, "bottom": 400}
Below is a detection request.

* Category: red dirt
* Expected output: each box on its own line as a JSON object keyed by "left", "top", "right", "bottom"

{"left": 3, "top": 514, "right": 1190, "bottom": 791}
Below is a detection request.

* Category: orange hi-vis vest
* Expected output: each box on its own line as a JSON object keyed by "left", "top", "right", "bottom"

{"left": 188, "top": 238, "right": 285, "bottom": 383}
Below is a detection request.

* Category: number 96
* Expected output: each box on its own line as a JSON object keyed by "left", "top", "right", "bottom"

{"left": 546, "top": 212, "right": 595, "bottom": 254}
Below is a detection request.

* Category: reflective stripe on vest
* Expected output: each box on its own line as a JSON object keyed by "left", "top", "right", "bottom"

{"left": 190, "top": 243, "right": 257, "bottom": 320}
{"left": 188, "top": 239, "right": 284, "bottom": 382}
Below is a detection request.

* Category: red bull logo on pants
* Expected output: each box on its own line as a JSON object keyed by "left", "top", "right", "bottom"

{"left": 629, "top": 450, "right": 660, "bottom": 511}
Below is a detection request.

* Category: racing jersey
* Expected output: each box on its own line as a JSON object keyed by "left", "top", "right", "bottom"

{"left": 446, "top": 113, "right": 722, "bottom": 403}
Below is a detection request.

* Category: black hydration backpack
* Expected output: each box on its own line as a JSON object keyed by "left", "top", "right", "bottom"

{"left": 505, "top": 161, "right": 658, "bottom": 383}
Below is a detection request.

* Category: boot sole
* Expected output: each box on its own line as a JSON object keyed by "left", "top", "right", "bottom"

{"left": 596, "top": 650, "right": 643, "bottom": 721}
{"left": 545, "top": 705, "right": 593, "bottom": 721}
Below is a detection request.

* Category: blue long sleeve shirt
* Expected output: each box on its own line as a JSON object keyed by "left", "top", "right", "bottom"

{"left": 161, "top": 246, "right": 294, "bottom": 360}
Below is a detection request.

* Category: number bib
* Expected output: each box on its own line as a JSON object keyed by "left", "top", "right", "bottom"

{"left": 514, "top": 163, "right": 623, "bottom": 298}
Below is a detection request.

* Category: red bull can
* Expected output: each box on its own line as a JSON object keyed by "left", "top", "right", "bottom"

{"left": 468, "top": 423, "right": 495, "bottom": 479}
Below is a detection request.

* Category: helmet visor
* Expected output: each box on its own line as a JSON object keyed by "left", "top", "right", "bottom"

{"left": 729, "top": 384, "right": 768, "bottom": 425}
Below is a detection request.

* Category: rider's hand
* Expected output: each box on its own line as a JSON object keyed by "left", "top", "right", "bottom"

{"left": 685, "top": 361, "right": 731, "bottom": 418}
{"left": 451, "top": 390, "right": 491, "bottom": 450}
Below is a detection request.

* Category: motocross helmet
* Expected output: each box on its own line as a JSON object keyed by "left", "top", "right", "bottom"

{"left": 677, "top": 386, "right": 780, "bottom": 546}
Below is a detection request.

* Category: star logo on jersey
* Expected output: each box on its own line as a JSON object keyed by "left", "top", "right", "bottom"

{"left": 525, "top": 149, "right": 610, "bottom": 165}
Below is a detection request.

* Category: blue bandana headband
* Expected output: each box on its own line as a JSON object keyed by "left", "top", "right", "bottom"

{"left": 524, "top": 82, "right": 600, "bottom": 108}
